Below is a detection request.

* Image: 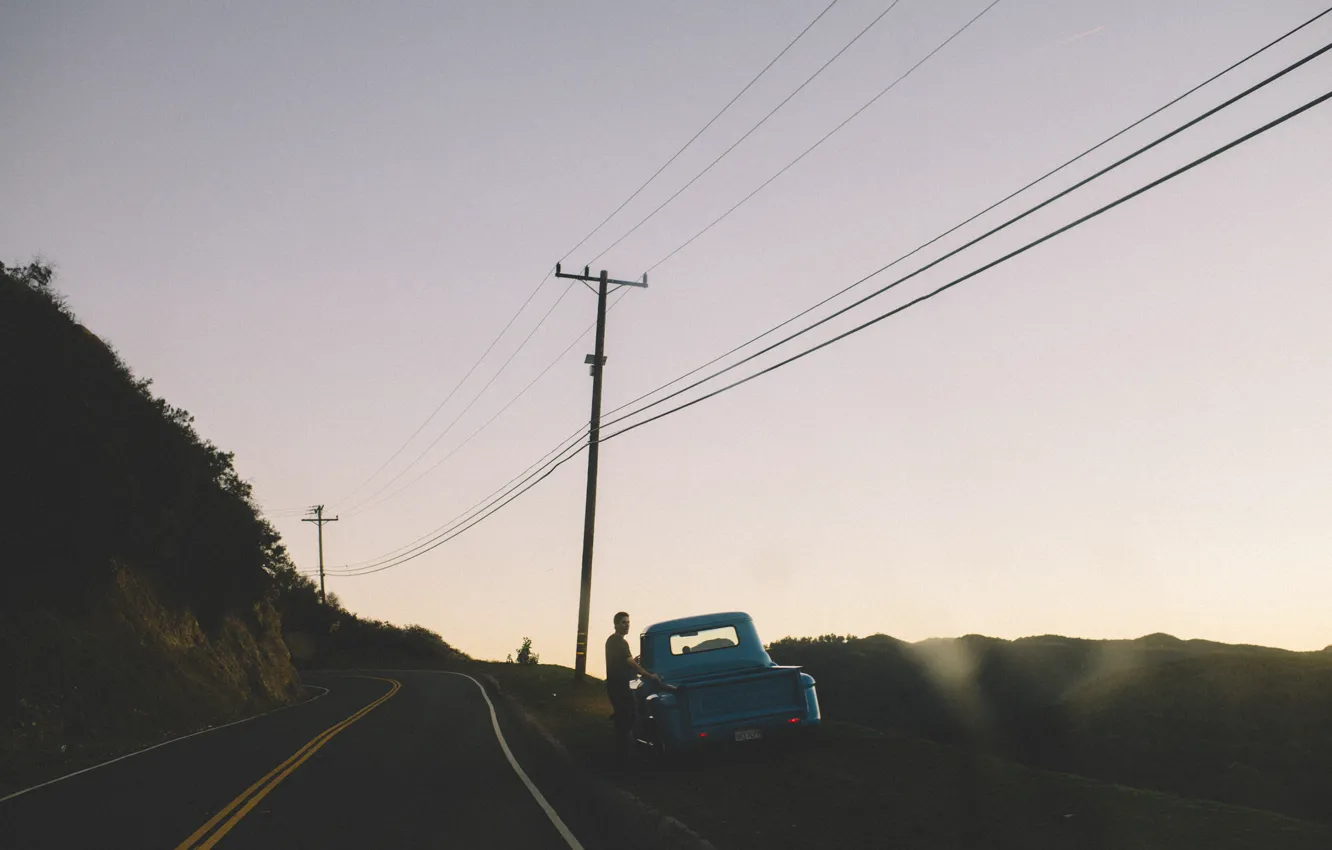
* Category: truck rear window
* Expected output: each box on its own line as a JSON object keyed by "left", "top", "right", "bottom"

{"left": 670, "top": 625, "right": 740, "bottom": 656}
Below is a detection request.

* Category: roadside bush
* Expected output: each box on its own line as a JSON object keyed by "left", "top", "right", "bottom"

{"left": 510, "top": 637, "right": 539, "bottom": 665}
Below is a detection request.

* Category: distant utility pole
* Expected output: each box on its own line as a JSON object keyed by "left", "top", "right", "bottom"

{"left": 555, "top": 263, "right": 648, "bottom": 681}
{"left": 302, "top": 504, "right": 339, "bottom": 605}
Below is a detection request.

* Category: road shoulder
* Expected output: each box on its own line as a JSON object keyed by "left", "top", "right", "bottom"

{"left": 455, "top": 665, "right": 719, "bottom": 850}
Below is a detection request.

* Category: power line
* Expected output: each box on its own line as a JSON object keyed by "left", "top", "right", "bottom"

{"left": 328, "top": 435, "right": 591, "bottom": 576}
{"left": 561, "top": 0, "right": 841, "bottom": 263}
{"left": 341, "top": 2, "right": 1328, "bottom": 529}
{"left": 326, "top": 293, "right": 631, "bottom": 567}
{"left": 260, "top": 507, "right": 311, "bottom": 517}
{"left": 315, "top": 3, "right": 835, "bottom": 515}
{"left": 600, "top": 87, "right": 1332, "bottom": 444}
{"left": 583, "top": 0, "right": 908, "bottom": 268}
{"left": 339, "top": 288, "right": 631, "bottom": 518}
{"left": 340, "top": 281, "right": 578, "bottom": 516}
{"left": 329, "top": 290, "right": 633, "bottom": 570}
{"left": 335, "top": 238, "right": 643, "bottom": 517}
{"left": 644, "top": 0, "right": 1004, "bottom": 274}
{"left": 589, "top": 0, "right": 1035, "bottom": 421}
{"left": 329, "top": 269, "right": 556, "bottom": 510}
{"left": 315, "top": 6, "right": 1327, "bottom": 578}
{"left": 327, "top": 0, "right": 956, "bottom": 516}
{"left": 594, "top": 3, "right": 1330, "bottom": 420}
{"left": 326, "top": 442, "right": 587, "bottom": 574}
{"left": 341, "top": 364, "right": 585, "bottom": 522}
{"left": 325, "top": 83, "right": 1332, "bottom": 577}
{"left": 597, "top": 36, "right": 1332, "bottom": 435}
{"left": 326, "top": 426, "right": 589, "bottom": 572}
{"left": 324, "top": 0, "right": 836, "bottom": 513}
{"left": 320, "top": 11, "right": 1331, "bottom": 575}
{"left": 326, "top": 29, "right": 1331, "bottom": 575}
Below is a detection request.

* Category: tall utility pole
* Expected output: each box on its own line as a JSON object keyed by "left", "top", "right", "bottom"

{"left": 555, "top": 263, "right": 648, "bottom": 681}
{"left": 302, "top": 504, "right": 339, "bottom": 605}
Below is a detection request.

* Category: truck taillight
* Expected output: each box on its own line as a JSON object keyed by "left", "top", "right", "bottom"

{"left": 788, "top": 717, "right": 800, "bottom": 724}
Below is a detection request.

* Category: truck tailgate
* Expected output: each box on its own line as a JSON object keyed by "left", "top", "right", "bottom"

{"left": 684, "top": 668, "right": 803, "bottom": 725}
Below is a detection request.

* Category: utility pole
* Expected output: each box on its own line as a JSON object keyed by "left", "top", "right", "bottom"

{"left": 555, "top": 263, "right": 648, "bottom": 681}
{"left": 302, "top": 504, "right": 339, "bottom": 605}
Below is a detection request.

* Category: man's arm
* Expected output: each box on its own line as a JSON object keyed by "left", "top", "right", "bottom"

{"left": 624, "top": 645, "right": 661, "bottom": 681}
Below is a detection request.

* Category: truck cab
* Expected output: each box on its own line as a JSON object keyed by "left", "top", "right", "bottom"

{"left": 633, "top": 611, "right": 820, "bottom": 754}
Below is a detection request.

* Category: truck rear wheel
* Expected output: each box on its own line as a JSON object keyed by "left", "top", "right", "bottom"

{"left": 642, "top": 717, "right": 672, "bottom": 764}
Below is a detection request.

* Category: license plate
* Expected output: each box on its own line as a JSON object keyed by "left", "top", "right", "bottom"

{"left": 734, "top": 729, "right": 762, "bottom": 742}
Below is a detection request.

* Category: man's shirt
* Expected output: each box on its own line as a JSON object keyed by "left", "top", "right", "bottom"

{"left": 605, "top": 633, "right": 634, "bottom": 684}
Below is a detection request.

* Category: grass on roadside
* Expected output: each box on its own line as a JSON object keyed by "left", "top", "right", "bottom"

{"left": 478, "top": 662, "right": 1331, "bottom": 850}
{"left": 467, "top": 660, "right": 611, "bottom": 756}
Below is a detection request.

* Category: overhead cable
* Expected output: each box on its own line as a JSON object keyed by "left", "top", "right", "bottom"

{"left": 323, "top": 13, "right": 1331, "bottom": 575}
{"left": 598, "top": 37, "right": 1332, "bottom": 434}
{"left": 600, "top": 88, "right": 1332, "bottom": 443}
{"left": 328, "top": 424, "right": 591, "bottom": 571}
{"left": 340, "top": 280, "right": 578, "bottom": 516}
{"left": 326, "top": 5, "right": 837, "bottom": 511}
{"left": 329, "top": 83, "right": 1332, "bottom": 576}
{"left": 340, "top": 288, "right": 629, "bottom": 518}
{"left": 583, "top": 0, "right": 908, "bottom": 267}
{"left": 327, "top": 434, "right": 591, "bottom": 575}
{"left": 328, "top": 289, "right": 634, "bottom": 565}
{"left": 329, "top": 269, "right": 556, "bottom": 510}
{"left": 592, "top": 2, "right": 1332, "bottom": 424}
{"left": 645, "top": 0, "right": 1009, "bottom": 274}
{"left": 561, "top": 0, "right": 841, "bottom": 262}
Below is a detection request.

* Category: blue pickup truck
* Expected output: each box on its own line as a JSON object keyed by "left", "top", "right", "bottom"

{"left": 632, "top": 612, "right": 820, "bottom": 755}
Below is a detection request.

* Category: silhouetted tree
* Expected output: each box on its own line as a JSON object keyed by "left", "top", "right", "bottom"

{"left": 514, "top": 637, "right": 539, "bottom": 665}
{"left": 1, "top": 261, "right": 281, "bottom": 625}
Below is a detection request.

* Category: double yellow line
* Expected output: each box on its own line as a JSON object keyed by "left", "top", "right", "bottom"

{"left": 175, "top": 677, "right": 401, "bottom": 850}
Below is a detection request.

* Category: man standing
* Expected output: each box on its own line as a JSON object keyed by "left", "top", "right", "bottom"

{"left": 605, "top": 611, "right": 660, "bottom": 762}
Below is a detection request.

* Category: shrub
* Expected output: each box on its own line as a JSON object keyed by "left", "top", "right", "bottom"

{"left": 513, "top": 637, "right": 539, "bottom": 665}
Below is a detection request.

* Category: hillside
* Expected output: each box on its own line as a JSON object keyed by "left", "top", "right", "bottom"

{"left": 0, "top": 262, "right": 303, "bottom": 789}
{"left": 767, "top": 631, "right": 1332, "bottom": 824}
{"left": 272, "top": 576, "right": 471, "bottom": 671}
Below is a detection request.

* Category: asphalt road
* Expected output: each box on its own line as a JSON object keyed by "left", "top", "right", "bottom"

{"left": 0, "top": 670, "right": 648, "bottom": 850}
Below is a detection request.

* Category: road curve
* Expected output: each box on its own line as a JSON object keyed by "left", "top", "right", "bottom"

{"left": 0, "top": 670, "right": 604, "bottom": 849}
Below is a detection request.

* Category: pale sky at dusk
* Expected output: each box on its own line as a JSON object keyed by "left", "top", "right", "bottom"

{"left": 4, "top": 1, "right": 1330, "bottom": 674}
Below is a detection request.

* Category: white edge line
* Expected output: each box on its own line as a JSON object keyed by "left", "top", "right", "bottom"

{"left": 438, "top": 671, "right": 585, "bottom": 850}
{"left": 0, "top": 684, "right": 331, "bottom": 804}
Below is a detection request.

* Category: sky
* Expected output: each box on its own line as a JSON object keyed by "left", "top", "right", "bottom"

{"left": 4, "top": 0, "right": 1330, "bottom": 673}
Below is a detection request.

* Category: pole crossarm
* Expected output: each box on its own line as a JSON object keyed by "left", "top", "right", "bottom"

{"left": 555, "top": 263, "right": 648, "bottom": 288}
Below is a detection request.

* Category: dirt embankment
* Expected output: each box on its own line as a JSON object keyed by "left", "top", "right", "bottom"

{"left": 1, "top": 565, "right": 301, "bottom": 794}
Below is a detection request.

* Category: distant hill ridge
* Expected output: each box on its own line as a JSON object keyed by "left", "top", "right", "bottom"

{"left": 767, "top": 630, "right": 1332, "bottom": 825}
{"left": 912, "top": 631, "right": 1311, "bottom": 653}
